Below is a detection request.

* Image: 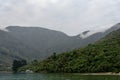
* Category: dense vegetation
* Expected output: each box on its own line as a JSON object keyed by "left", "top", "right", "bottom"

{"left": 12, "top": 59, "right": 27, "bottom": 73}
{"left": 19, "top": 28, "right": 120, "bottom": 73}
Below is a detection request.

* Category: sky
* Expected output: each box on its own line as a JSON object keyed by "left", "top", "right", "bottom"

{"left": 0, "top": 0, "right": 120, "bottom": 36}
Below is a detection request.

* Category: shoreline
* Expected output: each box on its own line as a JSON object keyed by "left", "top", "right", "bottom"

{"left": 1, "top": 71, "right": 120, "bottom": 76}
{"left": 0, "top": 71, "right": 12, "bottom": 74}
{"left": 73, "top": 72, "right": 120, "bottom": 75}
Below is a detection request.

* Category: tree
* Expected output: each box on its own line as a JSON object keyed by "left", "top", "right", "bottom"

{"left": 12, "top": 59, "right": 27, "bottom": 73}
{"left": 52, "top": 52, "right": 57, "bottom": 60}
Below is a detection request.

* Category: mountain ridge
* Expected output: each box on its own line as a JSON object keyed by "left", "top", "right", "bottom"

{"left": 19, "top": 25, "right": 120, "bottom": 73}
{"left": 0, "top": 23, "right": 120, "bottom": 68}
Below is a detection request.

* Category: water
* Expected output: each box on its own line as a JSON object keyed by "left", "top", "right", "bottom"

{"left": 0, "top": 73, "right": 120, "bottom": 80}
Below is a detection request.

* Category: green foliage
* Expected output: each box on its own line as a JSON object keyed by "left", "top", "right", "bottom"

{"left": 19, "top": 29, "right": 120, "bottom": 73}
{"left": 12, "top": 59, "right": 27, "bottom": 73}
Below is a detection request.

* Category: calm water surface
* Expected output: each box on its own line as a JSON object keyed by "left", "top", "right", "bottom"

{"left": 0, "top": 73, "right": 120, "bottom": 80}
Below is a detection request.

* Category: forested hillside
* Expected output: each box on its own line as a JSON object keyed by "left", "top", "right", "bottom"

{"left": 0, "top": 23, "right": 119, "bottom": 69}
{"left": 19, "top": 28, "right": 120, "bottom": 73}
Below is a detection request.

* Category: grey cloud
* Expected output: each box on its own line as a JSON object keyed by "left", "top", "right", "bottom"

{"left": 0, "top": 0, "right": 120, "bottom": 36}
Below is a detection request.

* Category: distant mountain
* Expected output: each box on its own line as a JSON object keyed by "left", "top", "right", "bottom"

{"left": 6, "top": 26, "right": 83, "bottom": 58}
{"left": 6, "top": 23, "right": 120, "bottom": 55}
{"left": 0, "top": 23, "right": 120, "bottom": 68}
{"left": 0, "top": 26, "right": 83, "bottom": 68}
{"left": 0, "top": 30, "right": 39, "bottom": 68}
{"left": 20, "top": 24, "right": 120, "bottom": 73}
{"left": 81, "top": 23, "right": 120, "bottom": 45}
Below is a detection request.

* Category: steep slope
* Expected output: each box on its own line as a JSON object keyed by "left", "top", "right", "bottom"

{"left": 20, "top": 27, "right": 120, "bottom": 73}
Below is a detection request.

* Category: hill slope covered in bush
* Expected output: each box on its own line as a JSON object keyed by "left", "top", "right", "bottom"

{"left": 20, "top": 28, "right": 120, "bottom": 73}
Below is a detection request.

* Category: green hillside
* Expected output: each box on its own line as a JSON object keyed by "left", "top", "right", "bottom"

{"left": 19, "top": 28, "right": 120, "bottom": 73}
{"left": 0, "top": 23, "right": 119, "bottom": 71}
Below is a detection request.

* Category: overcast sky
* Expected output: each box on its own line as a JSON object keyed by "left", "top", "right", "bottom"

{"left": 0, "top": 0, "right": 120, "bottom": 36}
